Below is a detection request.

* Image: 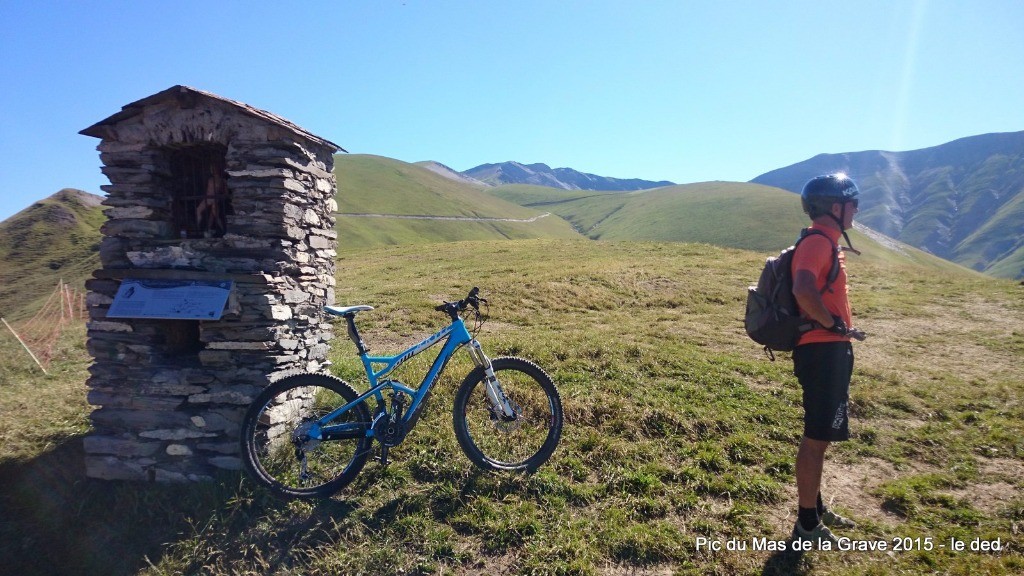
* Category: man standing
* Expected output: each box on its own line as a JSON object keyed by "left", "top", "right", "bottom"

{"left": 790, "top": 173, "right": 863, "bottom": 544}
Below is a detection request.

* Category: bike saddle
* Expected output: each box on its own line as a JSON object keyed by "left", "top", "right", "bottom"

{"left": 324, "top": 305, "right": 375, "bottom": 317}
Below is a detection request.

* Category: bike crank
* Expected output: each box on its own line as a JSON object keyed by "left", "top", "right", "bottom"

{"left": 372, "top": 411, "right": 407, "bottom": 447}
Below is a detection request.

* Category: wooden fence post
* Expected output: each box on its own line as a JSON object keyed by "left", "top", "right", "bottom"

{"left": 1, "top": 317, "right": 48, "bottom": 375}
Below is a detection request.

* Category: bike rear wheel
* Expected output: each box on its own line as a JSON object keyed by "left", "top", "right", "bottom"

{"left": 240, "top": 373, "right": 372, "bottom": 500}
{"left": 453, "top": 357, "right": 563, "bottom": 472}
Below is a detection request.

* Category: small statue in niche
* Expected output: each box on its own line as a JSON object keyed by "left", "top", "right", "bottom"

{"left": 195, "top": 163, "right": 227, "bottom": 237}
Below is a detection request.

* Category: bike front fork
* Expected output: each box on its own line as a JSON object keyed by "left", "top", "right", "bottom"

{"left": 467, "top": 339, "right": 516, "bottom": 420}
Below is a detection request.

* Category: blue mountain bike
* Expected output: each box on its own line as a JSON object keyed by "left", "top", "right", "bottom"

{"left": 240, "top": 287, "right": 564, "bottom": 500}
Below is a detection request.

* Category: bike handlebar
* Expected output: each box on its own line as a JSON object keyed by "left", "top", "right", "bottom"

{"left": 434, "top": 287, "right": 487, "bottom": 320}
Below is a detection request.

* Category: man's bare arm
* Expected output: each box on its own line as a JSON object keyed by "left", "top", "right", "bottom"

{"left": 792, "top": 269, "right": 835, "bottom": 328}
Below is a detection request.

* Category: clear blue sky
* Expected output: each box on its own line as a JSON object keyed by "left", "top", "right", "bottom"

{"left": 2, "top": 0, "right": 1023, "bottom": 221}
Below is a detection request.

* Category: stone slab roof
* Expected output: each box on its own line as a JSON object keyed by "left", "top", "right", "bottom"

{"left": 80, "top": 85, "right": 345, "bottom": 152}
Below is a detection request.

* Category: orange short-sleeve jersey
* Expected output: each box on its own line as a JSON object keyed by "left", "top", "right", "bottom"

{"left": 790, "top": 224, "right": 852, "bottom": 345}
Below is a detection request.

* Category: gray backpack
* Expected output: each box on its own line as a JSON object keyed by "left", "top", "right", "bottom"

{"left": 745, "top": 229, "right": 839, "bottom": 360}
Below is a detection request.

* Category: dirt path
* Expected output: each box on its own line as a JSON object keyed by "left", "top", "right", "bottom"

{"left": 337, "top": 212, "right": 552, "bottom": 223}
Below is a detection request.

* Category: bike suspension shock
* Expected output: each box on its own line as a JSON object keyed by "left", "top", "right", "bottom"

{"left": 467, "top": 340, "right": 517, "bottom": 420}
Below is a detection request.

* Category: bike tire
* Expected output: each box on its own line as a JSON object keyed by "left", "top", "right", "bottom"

{"left": 453, "top": 357, "right": 563, "bottom": 472}
{"left": 239, "top": 373, "right": 372, "bottom": 500}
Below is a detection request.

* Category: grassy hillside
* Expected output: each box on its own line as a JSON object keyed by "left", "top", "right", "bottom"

{"left": 487, "top": 182, "right": 813, "bottom": 251}
{"left": 488, "top": 182, "right": 983, "bottom": 275}
{"left": 955, "top": 189, "right": 1024, "bottom": 278}
{"left": 334, "top": 155, "right": 583, "bottom": 248}
{"left": 986, "top": 247, "right": 1024, "bottom": 279}
{"left": 336, "top": 155, "right": 539, "bottom": 218}
{"left": 2, "top": 239, "right": 1022, "bottom": 575}
{"left": 336, "top": 213, "right": 581, "bottom": 250}
{"left": 0, "top": 189, "right": 104, "bottom": 320}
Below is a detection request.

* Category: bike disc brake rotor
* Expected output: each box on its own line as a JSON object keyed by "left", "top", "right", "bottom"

{"left": 490, "top": 400, "right": 523, "bottom": 433}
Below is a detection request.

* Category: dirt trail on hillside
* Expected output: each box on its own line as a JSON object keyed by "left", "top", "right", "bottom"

{"left": 337, "top": 212, "right": 551, "bottom": 223}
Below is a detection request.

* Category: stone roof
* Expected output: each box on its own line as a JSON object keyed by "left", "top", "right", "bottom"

{"left": 80, "top": 85, "right": 345, "bottom": 152}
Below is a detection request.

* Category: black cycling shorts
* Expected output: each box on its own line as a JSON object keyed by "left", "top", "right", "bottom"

{"left": 793, "top": 341, "right": 854, "bottom": 442}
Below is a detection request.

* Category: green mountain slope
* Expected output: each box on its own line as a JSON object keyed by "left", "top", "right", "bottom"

{"left": 0, "top": 189, "right": 104, "bottom": 319}
{"left": 487, "top": 182, "right": 975, "bottom": 274}
{"left": 751, "top": 131, "right": 1024, "bottom": 278}
{"left": 337, "top": 155, "right": 536, "bottom": 218}
{"left": 488, "top": 182, "right": 810, "bottom": 249}
{"left": 954, "top": 188, "right": 1024, "bottom": 277}
{"left": 334, "top": 155, "right": 582, "bottom": 248}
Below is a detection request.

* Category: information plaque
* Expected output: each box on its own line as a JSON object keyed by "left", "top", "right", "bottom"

{"left": 107, "top": 279, "right": 234, "bottom": 320}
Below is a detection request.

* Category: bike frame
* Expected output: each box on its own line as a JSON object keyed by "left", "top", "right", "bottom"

{"left": 312, "top": 317, "right": 483, "bottom": 441}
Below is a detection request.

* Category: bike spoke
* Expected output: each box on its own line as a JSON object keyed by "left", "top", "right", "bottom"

{"left": 241, "top": 375, "right": 371, "bottom": 499}
{"left": 455, "top": 358, "right": 562, "bottom": 470}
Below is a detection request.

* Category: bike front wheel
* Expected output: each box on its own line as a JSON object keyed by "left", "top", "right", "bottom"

{"left": 453, "top": 357, "right": 563, "bottom": 472}
{"left": 240, "top": 373, "right": 372, "bottom": 500}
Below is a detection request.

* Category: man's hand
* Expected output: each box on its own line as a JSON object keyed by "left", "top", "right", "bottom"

{"left": 826, "top": 315, "right": 848, "bottom": 336}
{"left": 848, "top": 327, "right": 867, "bottom": 341}
{"left": 826, "top": 315, "right": 868, "bottom": 340}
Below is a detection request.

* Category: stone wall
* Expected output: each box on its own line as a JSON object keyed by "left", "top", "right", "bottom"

{"left": 82, "top": 89, "right": 340, "bottom": 482}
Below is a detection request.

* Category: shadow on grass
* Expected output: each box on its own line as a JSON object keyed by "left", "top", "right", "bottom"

{"left": 0, "top": 435, "right": 359, "bottom": 576}
{"left": 760, "top": 548, "right": 809, "bottom": 575}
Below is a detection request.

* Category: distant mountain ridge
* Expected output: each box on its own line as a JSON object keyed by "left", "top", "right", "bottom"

{"left": 463, "top": 161, "right": 674, "bottom": 191}
{"left": 414, "top": 161, "right": 489, "bottom": 188}
{"left": 751, "top": 131, "right": 1024, "bottom": 278}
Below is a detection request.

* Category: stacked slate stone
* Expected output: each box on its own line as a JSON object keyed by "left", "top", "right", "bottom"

{"left": 80, "top": 86, "right": 343, "bottom": 482}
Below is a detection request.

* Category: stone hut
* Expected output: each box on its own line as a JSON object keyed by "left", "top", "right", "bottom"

{"left": 80, "top": 85, "right": 343, "bottom": 482}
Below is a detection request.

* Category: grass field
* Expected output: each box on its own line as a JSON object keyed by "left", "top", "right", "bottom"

{"left": 2, "top": 239, "right": 1022, "bottom": 575}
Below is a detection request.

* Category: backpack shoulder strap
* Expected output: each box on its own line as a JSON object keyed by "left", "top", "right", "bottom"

{"left": 794, "top": 228, "right": 841, "bottom": 293}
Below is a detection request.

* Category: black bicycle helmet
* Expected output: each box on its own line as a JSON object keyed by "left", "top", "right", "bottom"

{"left": 801, "top": 173, "right": 859, "bottom": 219}
{"left": 800, "top": 172, "right": 862, "bottom": 254}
